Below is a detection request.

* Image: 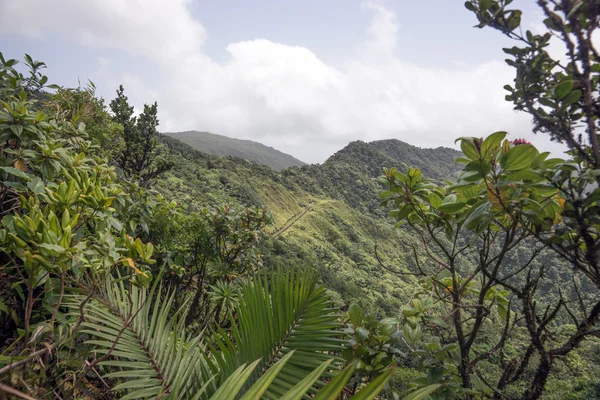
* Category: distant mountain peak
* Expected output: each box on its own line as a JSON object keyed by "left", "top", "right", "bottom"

{"left": 164, "top": 130, "right": 306, "bottom": 171}
{"left": 326, "top": 138, "right": 462, "bottom": 181}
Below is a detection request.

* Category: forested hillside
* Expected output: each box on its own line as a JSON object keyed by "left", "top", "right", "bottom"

{"left": 165, "top": 130, "right": 307, "bottom": 170}
{"left": 1, "top": 1, "right": 600, "bottom": 400}
{"left": 156, "top": 134, "right": 463, "bottom": 313}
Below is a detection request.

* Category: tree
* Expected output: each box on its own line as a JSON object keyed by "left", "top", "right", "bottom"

{"left": 379, "top": 1, "right": 600, "bottom": 397}
{"left": 464, "top": 0, "right": 600, "bottom": 397}
{"left": 110, "top": 85, "right": 173, "bottom": 186}
{"left": 48, "top": 82, "right": 124, "bottom": 160}
{"left": 0, "top": 53, "right": 156, "bottom": 397}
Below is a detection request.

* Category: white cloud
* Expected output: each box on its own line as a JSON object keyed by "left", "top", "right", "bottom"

{"left": 0, "top": 0, "right": 566, "bottom": 163}
{"left": 0, "top": 0, "right": 205, "bottom": 65}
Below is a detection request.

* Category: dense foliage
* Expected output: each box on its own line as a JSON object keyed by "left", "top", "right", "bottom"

{"left": 0, "top": 55, "right": 401, "bottom": 399}
{"left": 1, "top": 0, "right": 599, "bottom": 399}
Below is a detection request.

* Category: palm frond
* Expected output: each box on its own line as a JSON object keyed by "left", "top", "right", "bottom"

{"left": 216, "top": 356, "right": 394, "bottom": 400}
{"left": 67, "top": 269, "right": 393, "bottom": 400}
{"left": 67, "top": 276, "right": 213, "bottom": 399}
{"left": 209, "top": 268, "right": 346, "bottom": 398}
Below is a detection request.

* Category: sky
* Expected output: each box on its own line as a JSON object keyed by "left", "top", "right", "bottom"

{"left": 0, "top": 0, "right": 569, "bottom": 163}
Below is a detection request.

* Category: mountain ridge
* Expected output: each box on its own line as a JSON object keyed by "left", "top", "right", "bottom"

{"left": 164, "top": 130, "right": 307, "bottom": 171}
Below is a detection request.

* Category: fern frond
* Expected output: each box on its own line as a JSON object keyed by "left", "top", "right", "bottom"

{"left": 67, "top": 276, "right": 213, "bottom": 399}
{"left": 209, "top": 268, "right": 346, "bottom": 398}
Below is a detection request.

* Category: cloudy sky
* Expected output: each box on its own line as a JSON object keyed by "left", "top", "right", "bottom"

{"left": 0, "top": 0, "right": 567, "bottom": 163}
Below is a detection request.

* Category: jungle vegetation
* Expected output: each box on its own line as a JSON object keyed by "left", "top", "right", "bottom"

{"left": 1, "top": 1, "right": 599, "bottom": 399}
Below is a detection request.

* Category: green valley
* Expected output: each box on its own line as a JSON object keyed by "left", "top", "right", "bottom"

{"left": 2, "top": 1, "right": 600, "bottom": 399}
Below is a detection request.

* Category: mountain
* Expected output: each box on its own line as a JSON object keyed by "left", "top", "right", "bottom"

{"left": 157, "top": 135, "right": 462, "bottom": 314}
{"left": 164, "top": 130, "right": 306, "bottom": 171}
{"left": 370, "top": 139, "right": 463, "bottom": 180}
{"left": 279, "top": 139, "right": 462, "bottom": 216}
{"left": 153, "top": 135, "right": 597, "bottom": 396}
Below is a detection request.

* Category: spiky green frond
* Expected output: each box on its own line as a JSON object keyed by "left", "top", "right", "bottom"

{"left": 209, "top": 268, "right": 346, "bottom": 398}
{"left": 67, "top": 276, "right": 213, "bottom": 399}
{"left": 67, "top": 269, "right": 393, "bottom": 400}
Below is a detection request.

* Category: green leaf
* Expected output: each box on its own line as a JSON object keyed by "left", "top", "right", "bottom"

{"left": 422, "top": 315, "right": 449, "bottom": 329}
{"left": 562, "top": 89, "right": 581, "bottom": 105}
{"left": 210, "top": 269, "right": 345, "bottom": 397}
{"left": 428, "top": 192, "right": 442, "bottom": 208}
{"left": 478, "top": 0, "right": 493, "bottom": 12}
{"left": 438, "top": 202, "right": 467, "bottom": 214}
{"left": 481, "top": 131, "right": 507, "bottom": 156}
{"left": 455, "top": 184, "right": 481, "bottom": 200}
{"left": 499, "top": 144, "right": 538, "bottom": 170}
{"left": 402, "top": 384, "right": 443, "bottom": 400}
{"left": 498, "top": 304, "right": 509, "bottom": 320}
{"left": 38, "top": 243, "right": 66, "bottom": 253}
{"left": 390, "top": 204, "right": 412, "bottom": 220}
{"left": 27, "top": 176, "right": 45, "bottom": 194}
{"left": 240, "top": 352, "right": 295, "bottom": 400}
{"left": 554, "top": 80, "right": 573, "bottom": 100}
{"left": 464, "top": 159, "right": 492, "bottom": 178}
{"left": 313, "top": 361, "right": 358, "bottom": 400}
{"left": 0, "top": 166, "right": 30, "bottom": 180}
{"left": 458, "top": 138, "right": 478, "bottom": 160}
{"left": 426, "top": 367, "right": 444, "bottom": 383}
{"left": 503, "top": 170, "right": 541, "bottom": 181}
{"left": 279, "top": 360, "right": 333, "bottom": 400}
{"left": 355, "top": 327, "right": 370, "bottom": 342}
{"left": 350, "top": 367, "right": 395, "bottom": 399}
{"left": 10, "top": 124, "right": 23, "bottom": 137}
{"left": 407, "top": 168, "right": 423, "bottom": 185}
{"left": 462, "top": 200, "right": 490, "bottom": 229}
{"left": 349, "top": 304, "right": 364, "bottom": 327}
{"left": 212, "top": 360, "right": 261, "bottom": 400}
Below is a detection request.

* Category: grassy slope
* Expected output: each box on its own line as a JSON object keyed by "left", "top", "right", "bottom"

{"left": 156, "top": 135, "right": 459, "bottom": 314}
{"left": 164, "top": 130, "right": 307, "bottom": 171}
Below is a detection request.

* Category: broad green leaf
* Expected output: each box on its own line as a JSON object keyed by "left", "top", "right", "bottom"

{"left": 455, "top": 184, "right": 480, "bottom": 200}
{"left": 390, "top": 204, "right": 412, "bottom": 220}
{"left": 438, "top": 202, "right": 466, "bottom": 214}
{"left": 481, "top": 131, "right": 507, "bottom": 156}
{"left": 426, "top": 367, "right": 444, "bottom": 383}
{"left": 462, "top": 200, "right": 490, "bottom": 229}
{"left": 499, "top": 144, "right": 538, "bottom": 170}
{"left": 458, "top": 138, "right": 478, "bottom": 160}
{"left": 350, "top": 367, "right": 395, "bottom": 399}
{"left": 38, "top": 243, "right": 66, "bottom": 253}
{"left": 554, "top": 80, "right": 573, "bottom": 100}
{"left": 0, "top": 166, "right": 30, "bottom": 180}
{"left": 464, "top": 159, "right": 491, "bottom": 177}
{"left": 498, "top": 304, "right": 509, "bottom": 320}
{"left": 562, "top": 89, "right": 581, "bottom": 105}
{"left": 349, "top": 304, "right": 364, "bottom": 327}
{"left": 27, "top": 176, "right": 45, "bottom": 194}
{"left": 402, "top": 384, "right": 443, "bottom": 400}
{"left": 428, "top": 192, "right": 442, "bottom": 208}
{"left": 503, "top": 170, "right": 541, "bottom": 181}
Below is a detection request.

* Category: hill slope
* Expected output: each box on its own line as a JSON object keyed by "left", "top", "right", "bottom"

{"left": 164, "top": 130, "right": 306, "bottom": 171}
{"left": 156, "top": 135, "right": 462, "bottom": 314}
